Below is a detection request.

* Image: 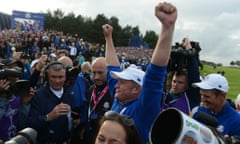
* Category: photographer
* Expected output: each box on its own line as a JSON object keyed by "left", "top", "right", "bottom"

{"left": 19, "top": 53, "right": 31, "bottom": 80}
{"left": 0, "top": 65, "right": 34, "bottom": 142}
{"left": 29, "top": 54, "right": 48, "bottom": 88}
{"left": 164, "top": 37, "right": 201, "bottom": 112}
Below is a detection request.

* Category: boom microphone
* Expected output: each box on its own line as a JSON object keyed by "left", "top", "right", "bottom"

{"left": 195, "top": 111, "right": 218, "bottom": 128}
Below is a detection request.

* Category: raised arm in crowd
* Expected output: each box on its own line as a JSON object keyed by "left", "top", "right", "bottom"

{"left": 101, "top": 2, "right": 177, "bottom": 143}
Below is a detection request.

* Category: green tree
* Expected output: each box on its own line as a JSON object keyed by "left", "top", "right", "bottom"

{"left": 43, "top": 9, "right": 149, "bottom": 47}
{"left": 132, "top": 26, "right": 140, "bottom": 35}
{"left": 230, "top": 61, "right": 235, "bottom": 66}
{"left": 44, "top": 9, "right": 64, "bottom": 31}
{"left": 121, "top": 25, "right": 134, "bottom": 46}
{"left": 235, "top": 60, "right": 240, "bottom": 67}
{"left": 143, "top": 30, "right": 158, "bottom": 49}
{"left": 61, "top": 12, "right": 77, "bottom": 34}
{"left": 91, "top": 14, "right": 109, "bottom": 44}
{"left": 76, "top": 15, "right": 87, "bottom": 37}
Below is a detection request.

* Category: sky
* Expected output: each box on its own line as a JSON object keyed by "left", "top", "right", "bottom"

{"left": 1, "top": 0, "right": 240, "bottom": 66}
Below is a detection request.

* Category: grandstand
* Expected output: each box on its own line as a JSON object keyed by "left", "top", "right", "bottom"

{"left": 0, "top": 12, "right": 11, "bottom": 30}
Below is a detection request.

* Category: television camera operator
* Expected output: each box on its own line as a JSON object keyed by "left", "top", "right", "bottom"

{"left": 0, "top": 61, "right": 34, "bottom": 142}
{"left": 162, "top": 37, "right": 201, "bottom": 113}
{"left": 150, "top": 108, "right": 240, "bottom": 144}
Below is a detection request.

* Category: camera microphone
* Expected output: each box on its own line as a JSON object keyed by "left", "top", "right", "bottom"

{"left": 195, "top": 111, "right": 218, "bottom": 128}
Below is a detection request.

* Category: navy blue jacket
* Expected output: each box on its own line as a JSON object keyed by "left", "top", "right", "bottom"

{"left": 28, "top": 85, "right": 75, "bottom": 143}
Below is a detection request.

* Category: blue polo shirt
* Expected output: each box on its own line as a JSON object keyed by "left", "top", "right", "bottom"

{"left": 193, "top": 101, "right": 240, "bottom": 136}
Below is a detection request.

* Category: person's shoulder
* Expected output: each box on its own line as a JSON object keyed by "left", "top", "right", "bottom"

{"left": 191, "top": 105, "right": 206, "bottom": 115}
{"left": 35, "top": 86, "right": 49, "bottom": 95}
{"left": 107, "top": 65, "right": 121, "bottom": 70}
{"left": 77, "top": 73, "right": 84, "bottom": 79}
{"left": 227, "top": 110, "right": 240, "bottom": 125}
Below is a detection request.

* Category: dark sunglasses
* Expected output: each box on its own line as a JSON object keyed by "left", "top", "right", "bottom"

{"left": 104, "top": 111, "right": 135, "bottom": 127}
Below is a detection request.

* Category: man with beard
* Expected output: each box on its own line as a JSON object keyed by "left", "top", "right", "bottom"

{"left": 84, "top": 57, "right": 112, "bottom": 144}
{"left": 71, "top": 57, "right": 112, "bottom": 144}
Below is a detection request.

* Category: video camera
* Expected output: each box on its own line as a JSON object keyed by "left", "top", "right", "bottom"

{"left": 0, "top": 67, "right": 23, "bottom": 79}
{"left": 0, "top": 64, "right": 30, "bottom": 98}
{"left": 65, "top": 66, "right": 80, "bottom": 87}
{"left": 20, "top": 53, "right": 31, "bottom": 60}
{"left": 167, "top": 41, "right": 201, "bottom": 72}
{"left": 150, "top": 108, "right": 240, "bottom": 144}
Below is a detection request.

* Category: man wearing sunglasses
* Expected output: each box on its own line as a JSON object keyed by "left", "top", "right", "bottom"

{"left": 102, "top": 2, "right": 178, "bottom": 143}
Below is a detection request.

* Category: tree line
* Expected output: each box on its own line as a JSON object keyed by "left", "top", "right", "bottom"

{"left": 44, "top": 9, "right": 158, "bottom": 49}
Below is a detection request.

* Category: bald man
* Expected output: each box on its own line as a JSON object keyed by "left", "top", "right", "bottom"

{"left": 80, "top": 57, "right": 113, "bottom": 144}
{"left": 57, "top": 55, "right": 73, "bottom": 67}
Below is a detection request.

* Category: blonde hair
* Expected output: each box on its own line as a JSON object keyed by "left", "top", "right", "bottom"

{"left": 81, "top": 61, "right": 91, "bottom": 73}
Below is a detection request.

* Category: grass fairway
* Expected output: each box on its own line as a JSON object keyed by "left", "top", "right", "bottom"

{"left": 200, "top": 64, "right": 240, "bottom": 100}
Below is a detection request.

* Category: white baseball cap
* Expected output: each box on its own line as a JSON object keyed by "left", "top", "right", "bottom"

{"left": 192, "top": 73, "right": 229, "bottom": 93}
{"left": 30, "top": 59, "right": 39, "bottom": 69}
{"left": 110, "top": 64, "right": 145, "bottom": 86}
{"left": 11, "top": 47, "right": 16, "bottom": 51}
{"left": 50, "top": 53, "right": 57, "bottom": 58}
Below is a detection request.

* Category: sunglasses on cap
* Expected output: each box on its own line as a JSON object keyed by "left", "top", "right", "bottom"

{"left": 104, "top": 111, "right": 135, "bottom": 127}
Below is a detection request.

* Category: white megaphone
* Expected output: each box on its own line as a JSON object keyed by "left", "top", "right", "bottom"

{"left": 149, "top": 108, "right": 225, "bottom": 144}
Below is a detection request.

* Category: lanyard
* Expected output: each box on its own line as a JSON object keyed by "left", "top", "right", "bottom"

{"left": 92, "top": 85, "right": 108, "bottom": 109}
{"left": 88, "top": 85, "right": 108, "bottom": 119}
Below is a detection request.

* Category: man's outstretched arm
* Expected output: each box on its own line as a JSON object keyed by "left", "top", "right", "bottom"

{"left": 151, "top": 2, "right": 177, "bottom": 66}
{"left": 102, "top": 24, "right": 120, "bottom": 66}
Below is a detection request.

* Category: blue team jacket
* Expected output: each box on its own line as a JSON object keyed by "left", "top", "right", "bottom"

{"left": 107, "top": 63, "right": 167, "bottom": 144}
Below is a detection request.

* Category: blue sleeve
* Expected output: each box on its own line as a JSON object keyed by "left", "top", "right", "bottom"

{"left": 139, "top": 64, "right": 167, "bottom": 126}
{"left": 73, "top": 75, "right": 87, "bottom": 107}
{"left": 73, "top": 75, "right": 88, "bottom": 122}
{"left": 106, "top": 66, "right": 121, "bottom": 99}
{"left": 228, "top": 114, "right": 240, "bottom": 136}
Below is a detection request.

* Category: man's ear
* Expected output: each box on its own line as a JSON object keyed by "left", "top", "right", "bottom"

{"left": 132, "top": 85, "right": 140, "bottom": 94}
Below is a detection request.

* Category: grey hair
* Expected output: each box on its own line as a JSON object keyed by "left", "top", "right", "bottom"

{"left": 46, "top": 62, "right": 66, "bottom": 72}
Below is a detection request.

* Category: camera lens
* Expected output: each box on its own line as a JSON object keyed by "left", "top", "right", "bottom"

{"left": 4, "top": 128, "right": 37, "bottom": 144}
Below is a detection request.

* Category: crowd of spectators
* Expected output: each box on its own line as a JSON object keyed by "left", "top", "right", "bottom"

{"left": 2, "top": 1, "right": 240, "bottom": 143}
{"left": 0, "top": 27, "right": 153, "bottom": 143}
{"left": 0, "top": 29, "right": 153, "bottom": 72}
